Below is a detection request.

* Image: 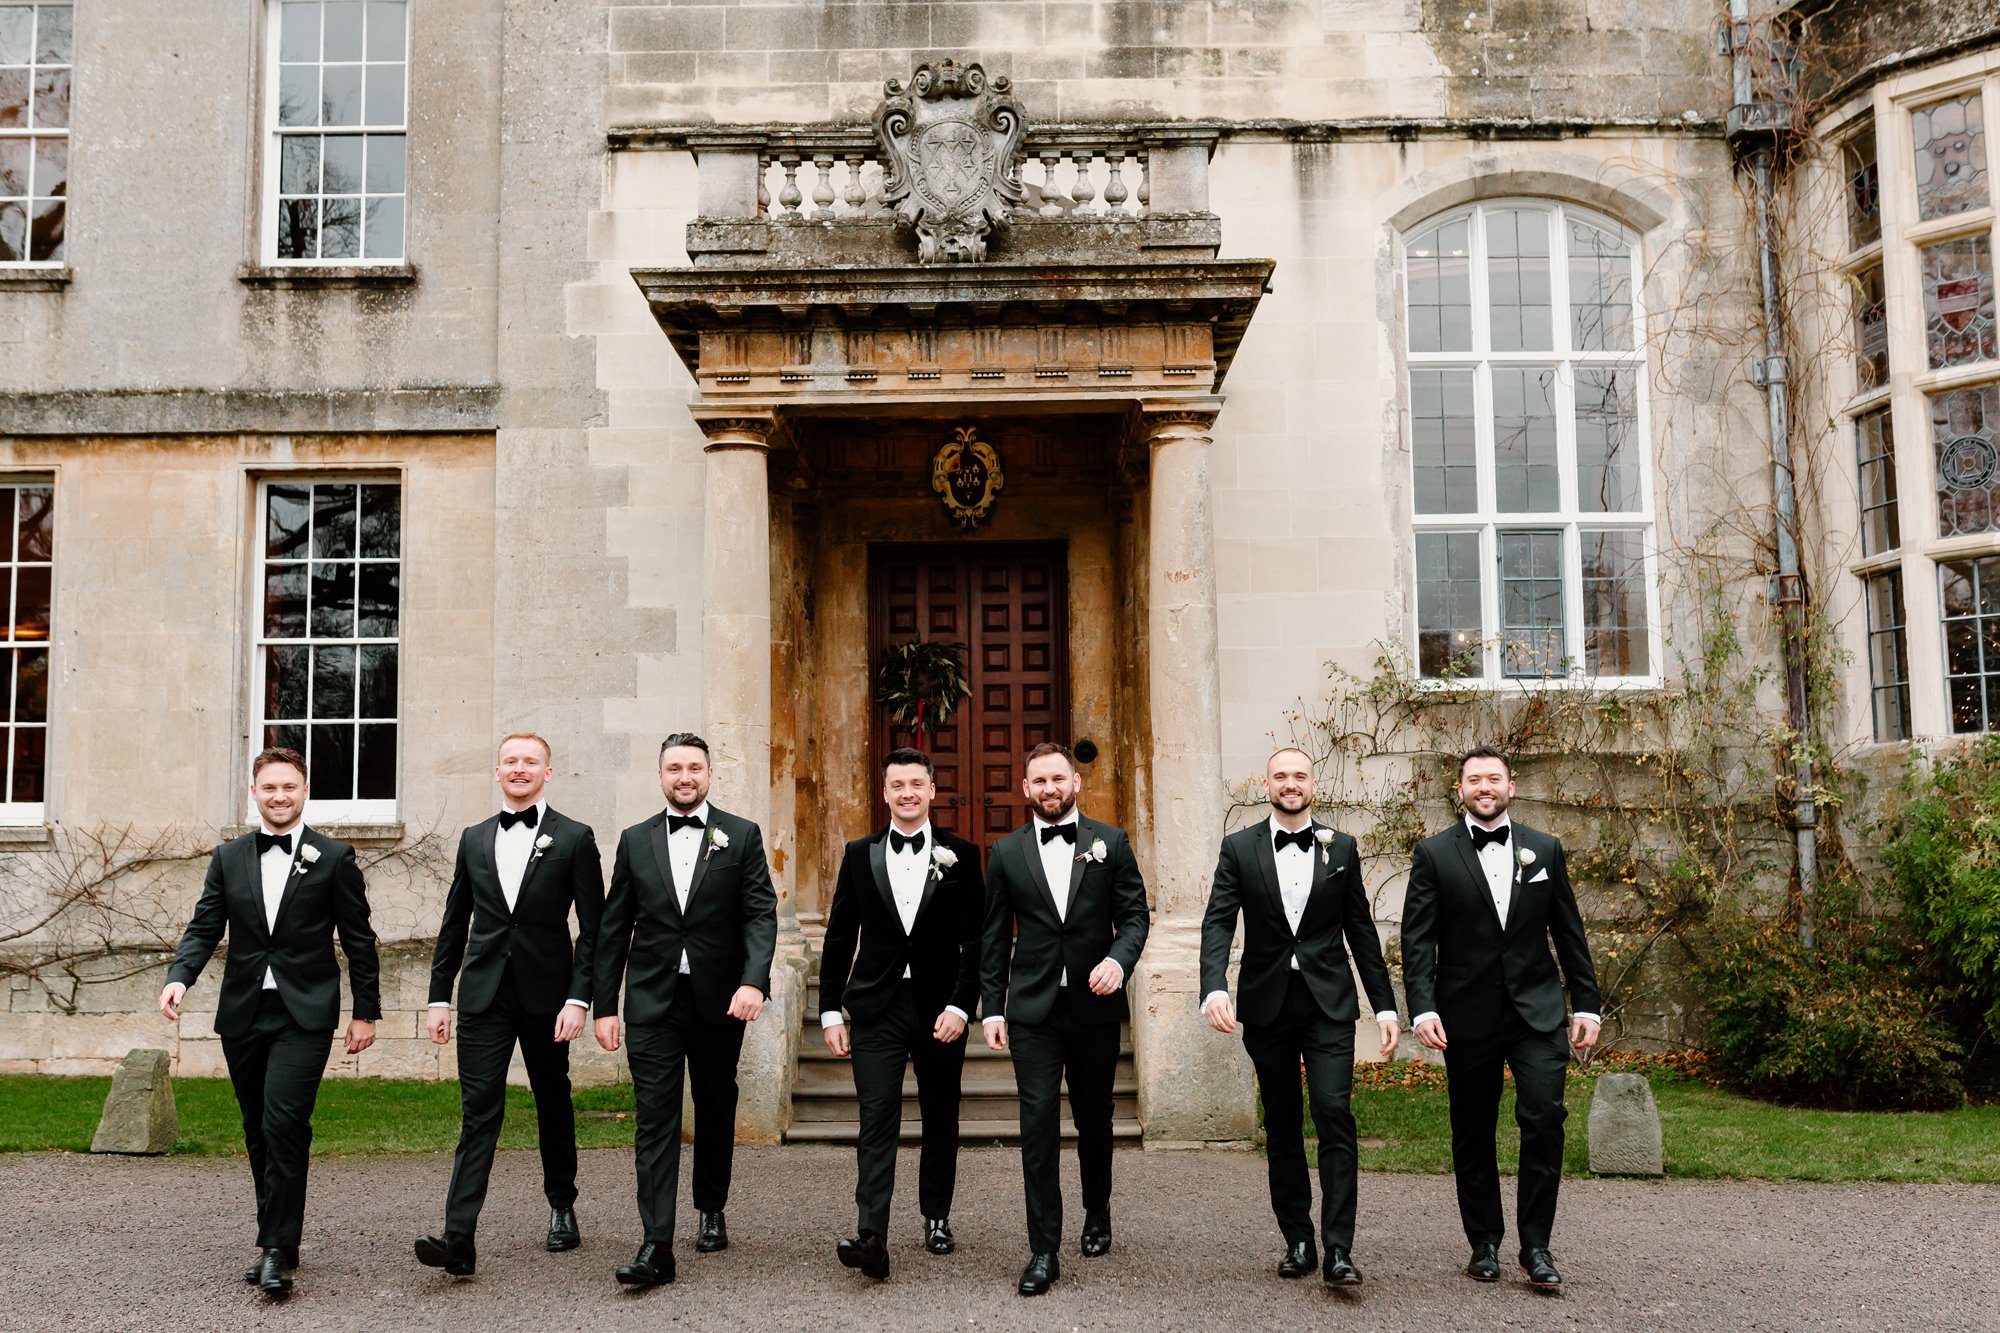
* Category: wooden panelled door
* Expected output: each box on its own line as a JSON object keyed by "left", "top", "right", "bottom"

{"left": 870, "top": 543, "right": 1068, "bottom": 860}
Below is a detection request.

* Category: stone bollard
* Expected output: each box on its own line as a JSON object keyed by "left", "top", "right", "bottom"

{"left": 90, "top": 1048, "right": 178, "bottom": 1155}
{"left": 1587, "top": 1071, "right": 1664, "bottom": 1176}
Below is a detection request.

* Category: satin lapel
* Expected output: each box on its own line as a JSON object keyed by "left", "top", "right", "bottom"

{"left": 1065, "top": 820, "right": 1092, "bottom": 915}
{"left": 269, "top": 833, "right": 310, "bottom": 937}
{"left": 1502, "top": 827, "right": 1533, "bottom": 936}
{"left": 1301, "top": 823, "right": 1334, "bottom": 928}
{"left": 1452, "top": 822, "right": 1506, "bottom": 932}
{"left": 472, "top": 814, "right": 509, "bottom": 918}
{"left": 647, "top": 815, "right": 681, "bottom": 917}
{"left": 685, "top": 810, "right": 717, "bottom": 908}
{"left": 1251, "top": 829, "right": 1288, "bottom": 932}
{"left": 230, "top": 836, "right": 269, "bottom": 942}
{"left": 1018, "top": 827, "right": 1061, "bottom": 921}
{"left": 914, "top": 849, "right": 942, "bottom": 927}
{"left": 512, "top": 809, "right": 557, "bottom": 908}
{"left": 869, "top": 833, "right": 905, "bottom": 936}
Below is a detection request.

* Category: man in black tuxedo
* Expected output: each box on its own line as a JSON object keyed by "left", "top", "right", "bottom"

{"left": 158, "top": 747, "right": 381, "bottom": 1298}
{"left": 981, "top": 741, "right": 1149, "bottom": 1296}
{"left": 820, "top": 746, "right": 984, "bottom": 1280}
{"left": 1403, "top": 745, "right": 1602, "bottom": 1291}
{"left": 1200, "top": 748, "right": 1400, "bottom": 1287}
{"left": 595, "top": 732, "right": 778, "bottom": 1288}
{"left": 414, "top": 733, "right": 606, "bottom": 1275}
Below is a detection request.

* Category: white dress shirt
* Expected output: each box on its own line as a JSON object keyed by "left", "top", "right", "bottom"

{"left": 1201, "top": 818, "right": 1397, "bottom": 1026}
{"left": 430, "top": 801, "right": 588, "bottom": 1014}
{"left": 822, "top": 823, "right": 968, "bottom": 1029}
{"left": 257, "top": 824, "right": 301, "bottom": 990}
{"left": 668, "top": 801, "right": 710, "bottom": 976}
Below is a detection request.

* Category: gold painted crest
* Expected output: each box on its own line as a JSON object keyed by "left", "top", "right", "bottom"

{"left": 931, "top": 426, "right": 1005, "bottom": 528}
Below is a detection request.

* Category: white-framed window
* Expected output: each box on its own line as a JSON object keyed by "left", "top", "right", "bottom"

{"left": 0, "top": 480, "right": 51, "bottom": 821}
{"left": 0, "top": 2, "right": 69, "bottom": 267}
{"left": 263, "top": 0, "right": 407, "bottom": 264}
{"left": 1403, "top": 200, "right": 1657, "bottom": 684}
{"left": 253, "top": 478, "right": 401, "bottom": 823}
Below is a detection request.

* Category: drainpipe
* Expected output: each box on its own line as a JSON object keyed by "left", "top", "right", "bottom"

{"left": 1726, "top": 0, "right": 1816, "bottom": 951}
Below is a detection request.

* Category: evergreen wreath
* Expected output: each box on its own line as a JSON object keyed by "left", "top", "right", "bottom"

{"left": 875, "top": 639, "right": 971, "bottom": 750}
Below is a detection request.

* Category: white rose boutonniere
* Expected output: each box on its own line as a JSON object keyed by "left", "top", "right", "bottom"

{"left": 296, "top": 843, "right": 320, "bottom": 876}
{"left": 1077, "top": 837, "right": 1109, "bottom": 864}
{"left": 707, "top": 826, "right": 729, "bottom": 860}
{"left": 1516, "top": 845, "right": 1536, "bottom": 869}
{"left": 1315, "top": 827, "right": 1335, "bottom": 864}
{"left": 532, "top": 833, "right": 554, "bottom": 861}
{"left": 931, "top": 844, "right": 958, "bottom": 870}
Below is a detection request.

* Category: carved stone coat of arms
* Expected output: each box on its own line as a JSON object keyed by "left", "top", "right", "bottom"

{"left": 874, "top": 61, "right": 1027, "bottom": 263}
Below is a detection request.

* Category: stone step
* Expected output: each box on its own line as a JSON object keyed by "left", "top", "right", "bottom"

{"left": 784, "top": 1118, "right": 1147, "bottom": 1145}
{"left": 790, "top": 1085, "right": 1141, "bottom": 1123}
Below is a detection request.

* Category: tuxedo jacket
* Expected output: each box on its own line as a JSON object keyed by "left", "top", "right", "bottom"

{"left": 981, "top": 816, "right": 1150, "bottom": 1027}
{"left": 596, "top": 805, "right": 778, "bottom": 1026}
{"left": 167, "top": 828, "right": 382, "bottom": 1039}
{"left": 1199, "top": 822, "right": 1396, "bottom": 1028}
{"left": 819, "top": 826, "right": 983, "bottom": 1024}
{"left": 1401, "top": 820, "right": 1602, "bottom": 1043}
{"left": 427, "top": 807, "right": 606, "bottom": 1016}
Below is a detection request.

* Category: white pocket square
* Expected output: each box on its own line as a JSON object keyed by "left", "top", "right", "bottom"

{"left": 1529, "top": 868, "right": 1550, "bottom": 883}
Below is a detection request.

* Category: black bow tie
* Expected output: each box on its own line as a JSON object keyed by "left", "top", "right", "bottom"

{"left": 1039, "top": 823, "right": 1077, "bottom": 845}
{"left": 498, "top": 806, "right": 540, "bottom": 831}
{"left": 256, "top": 831, "right": 294, "bottom": 856}
{"left": 668, "top": 813, "right": 705, "bottom": 833}
{"left": 1275, "top": 827, "right": 1313, "bottom": 854}
{"left": 1470, "top": 823, "right": 1510, "bottom": 851}
{"left": 889, "top": 829, "right": 926, "bottom": 854}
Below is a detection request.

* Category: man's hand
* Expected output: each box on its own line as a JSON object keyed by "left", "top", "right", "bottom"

{"left": 984, "top": 1019, "right": 1007, "bottom": 1051}
{"left": 553, "top": 1005, "right": 586, "bottom": 1043}
{"left": 1377, "top": 1017, "right": 1401, "bottom": 1059}
{"left": 1571, "top": 1015, "right": 1601, "bottom": 1050}
{"left": 344, "top": 1019, "right": 376, "bottom": 1055}
{"left": 1087, "top": 959, "right": 1124, "bottom": 996}
{"left": 1202, "top": 992, "right": 1236, "bottom": 1034}
{"left": 158, "top": 982, "right": 186, "bottom": 1021}
{"left": 426, "top": 1008, "right": 452, "bottom": 1045}
{"left": 1415, "top": 1016, "right": 1448, "bottom": 1052}
{"left": 824, "top": 1022, "right": 851, "bottom": 1057}
{"left": 933, "top": 1010, "right": 966, "bottom": 1043}
{"left": 595, "top": 1015, "right": 622, "bottom": 1052}
{"left": 727, "top": 985, "right": 765, "bottom": 1022}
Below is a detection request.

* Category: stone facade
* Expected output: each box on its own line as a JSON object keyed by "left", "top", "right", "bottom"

{"left": 1, "top": 1, "right": 1993, "bottom": 1140}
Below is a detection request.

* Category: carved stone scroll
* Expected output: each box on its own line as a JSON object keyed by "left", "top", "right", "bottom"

{"left": 874, "top": 60, "right": 1027, "bottom": 264}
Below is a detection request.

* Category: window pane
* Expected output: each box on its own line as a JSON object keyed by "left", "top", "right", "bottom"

{"left": 277, "top": 197, "right": 318, "bottom": 260}
{"left": 1913, "top": 92, "right": 1989, "bottom": 221}
{"left": 1486, "top": 209, "right": 1552, "bottom": 353}
{"left": 280, "top": 136, "right": 320, "bottom": 194}
{"left": 366, "top": 2, "right": 406, "bottom": 61}
{"left": 13, "top": 646, "right": 46, "bottom": 722}
{"left": 1853, "top": 263, "right": 1888, "bottom": 392}
{"left": 310, "top": 561, "right": 355, "bottom": 637}
{"left": 30, "top": 67, "right": 65, "bottom": 128}
{"left": 280, "top": 2, "right": 323, "bottom": 62}
{"left": 0, "top": 486, "right": 13, "bottom": 558}
{"left": 0, "top": 200, "right": 20, "bottom": 262}
{"left": 1844, "top": 124, "right": 1881, "bottom": 250}
{"left": 0, "top": 139, "right": 24, "bottom": 196}
{"left": 1575, "top": 366, "right": 1641, "bottom": 512}
{"left": 1416, "top": 531, "right": 1481, "bottom": 678}
{"left": 11, "top": 565, "right": 47, "bottom": 640}
{"left": 321, "top": 195, "right": 360, "bottom": 258}
{"left": 363, "top": 195, "right": 403, "bottom": 260}
{"left": 0, "top": 9, "right": 30, "bottom": 65}
{"left": 1932, "top": 384, "right": 2000, "bottom": 538}
{"left": 321, "top": 64, "right": 362, "bottom": 126}
{"left": 1942, "top": 556, "right": 2000, "bottom": 734}
{"left": 28, "top": 197, "right": 60, "bottom": 261}
{"left": 1920, "top": 234, "right": 1997, "bottom": 370}
{"left": 1582, "top": 530, "right": 1649, "bottom": 677}
{"left": 1492, "top": 366, "right": 1559, "bottom": 511}
{"left": 321, "top": 134, "right": 361, "bottom": 194}
{"left": 363, "top": 63, "right": 403, "bottom": 126}
{"left": 359, "top": 482, "right": 400, "bottom": 556}
{"left": 363, "top": 133, "right": 404, "bottom": 194}
{"left": 16, "top": 486, "right": 51, "bottom": 559}
{"left": 357, "top": 562, "right": 398, "bottom": 637}
{"left": 1407, "top": 218, "right": 1471, "bottom": 353}
{"left": 312, "top": 644, "right": 356, "bottom": 719}
{"left": 278, "top": 64, "right": 319, "bottom": 128}
{"left": 0, "top": 67, "right": 23, "bottom": 131}
{"left": 32, "top": 136, "right": 64, "bottom": 198}
{"left": 1865, "top": 570, "right": 1910, "bottom": 743}
{"left": 264, "top": 564, "right": 306, "bottom": 638}
{"left": 311, "top": 484, "right": 357, "bottom": 557}
{"left": 357, "top": 643, "right": 396, "bottom": 717}
{"left": 309, "top": 723, "right": 354, "bottom": 800}
{"left": 1855, "top": 408, "right": 1899, "bottom": 557}
{"left": 1567, "top": 219, "right": 1632, "bottom": 352}
{"left": 266, "top": 644, "right": 309, "bottom": 721}
{"left": 1411, "top": 368, "right": 1476, "bottom": 514}
{"left": 10, "top": 727, "right": 43, "bottom": 803}
{"left": 264, "top": 483, "right": 309, "bottom": 559}
{"left": 356, "top": 722, "right": 396, "bottom": 799}
{"left": 323, "top": 1, "right": 364, "bottom": 61}
{"left": 267, "top": 724, "right": 307, "bottom": 757}
{"left": 1499, "top": 530, "right": 1564, "bottom": 678}
{"left": 34, "top": 5, "right": 70, "bottom": 64}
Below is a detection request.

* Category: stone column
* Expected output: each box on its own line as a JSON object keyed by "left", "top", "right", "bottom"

{"left": 1131, "top": 397, "right": 1255, "bottom": 1146}
{"left": 695, "top": 409, "right": 806, "bottom": 1144}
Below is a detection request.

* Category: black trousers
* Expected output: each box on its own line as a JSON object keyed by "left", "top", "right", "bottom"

{"left": 1008, "top": 1003, "right": 1120, "bottom": 1255}
{"left": 1243, "top": 972, "right": 1360, "bottom": 1250}
{"left": 443, "top": 972, "right": 578, "bottom": 1237}
{"left": 1441, "top": 1007, "right": 1572, "bottom": 1253}
{"left": 849, "top": 981, "right": 968, "bottom": 1236}
{"left": 221, "top": 990, "right": 333, "bottom": 1250}
{"left": 625, "top": 973, "right": 748, "bottom": 1245}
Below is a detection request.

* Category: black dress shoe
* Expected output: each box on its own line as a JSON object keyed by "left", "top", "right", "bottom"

{"left": 1080, "top": 1209, "right": 1112, "bottom": 1257}
{"left": 615, "top": 1241, "right": 673, "bottom": 1287}
{"left": 1520, "top": 1247, "right": 1562, "bottom": 1290}
{"left": 1466, "top": 1241, "right": 1500, "bottom": 1282}
{"left": 1018, "top": 1251, "right": 1060, "bottom": 1295}
{"left": 696, "top": 1210, "right": 729, "bottom": 1253}
{"left": 1322, "top": 1246, "right": 1362, "bottom": 1287}
{"left": 924, "top": 1217, "right": 954, "bottom": 1255}
{"left": 547, "top": 1208, "right": 581, "bottom": 1252}
{"left": 836, "top": 1232, "right": 890, "bottom": 1280}
{"left": 244, "top": 1247, "right": 297, "bottom": 1283}
{"left": 255, "top": 1248, "right": 293, "bottom": 1297}
{"left": 1277, "top": 1239, "right": 1318, "bottom": 1278}
{"left": 414, "top": 1231, "right": 477, "bottom": 1276}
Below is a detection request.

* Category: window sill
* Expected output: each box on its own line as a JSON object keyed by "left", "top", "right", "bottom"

{"left": 0, "top": 822, "right": 54, "bottom": 849}
{"left": 238, "top": 263, "right": 417, "bottom": 290}
{"left": 0, "top": 267, "right": 72, "bottom": 290}
{"left": 1410, "top": 675, "right": 1666, "bottom": 695}
{"left": 222, "top": 821, "right": 405, "bottom": 847}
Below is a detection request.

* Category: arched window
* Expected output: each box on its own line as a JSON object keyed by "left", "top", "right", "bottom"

{"left": 1403, "top": 201, "right": 1656, "bottom": 683}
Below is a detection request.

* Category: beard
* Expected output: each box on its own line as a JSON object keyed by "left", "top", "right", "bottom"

{"left": 1035, "top": 790, "right": 1078, "bottom": 823}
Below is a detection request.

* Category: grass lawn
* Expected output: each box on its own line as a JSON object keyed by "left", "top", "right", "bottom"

{"left": 0, "top": 1075, "right": 641, "bottom": 1156}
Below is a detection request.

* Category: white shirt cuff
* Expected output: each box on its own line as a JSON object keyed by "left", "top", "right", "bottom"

{"left": 1412, "top": 1011, "right": 1440, "bottom": 1028}
{"left": 1103, "top": 960, "right": 1124, "bottom": 986}
{"left": 983, "top": 1014, "right": 1006, "bottom": 1026}
{"left": 564, "top": 999, "right": 588, "bottom": 1010}
{"left": 1202, "top": 990, "right": 1229, "bottom": 1009}
{"left": 1374, "top": 1011, "right": 1399, "bottom": 1025}
{"left": 944, "top": 1005, "right": 968, "bottom": 1021}
{"left": 1574, "top": 1012, "right": 1601, "bottom": 1024}
{"left": 428, "top": 1001, "right": 451, "bottom": 1009}
{"left": 820, "top": 1010, "right": 845, "bottom": 1028}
